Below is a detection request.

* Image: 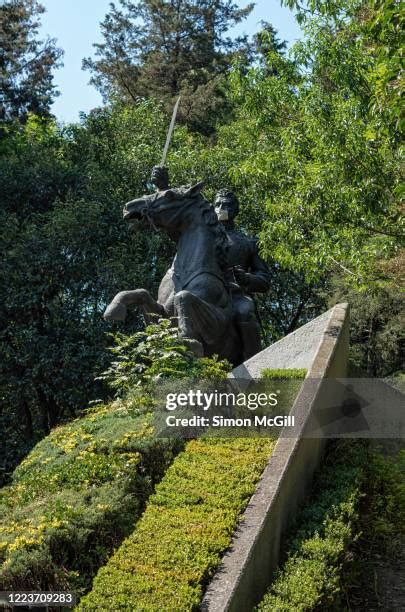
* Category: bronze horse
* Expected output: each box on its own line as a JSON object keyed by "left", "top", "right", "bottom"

{"left": 104, "top": 183, "right": 245, "bottom": 365}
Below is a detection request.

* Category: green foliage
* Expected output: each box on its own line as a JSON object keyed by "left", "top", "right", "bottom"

{"left": 253, "top": 21, "right": 288, "bottom": 69}
{"left": 0, "top": 0, "right": 63, "bottom": 122}
{"left": 365, "top": 0, "right": 404, "bottom": 131}
{"left": 257, "top": 441, "right": 405, "bottom": 611}
{"left": 0, "top": 322, "right": 231, "bottom": 594}
{"left": 83, "top": 0, "right": 254, "bottom": 133}
{"left": 0, "top": 397, "right": 182, "bottom": 595}
{"left": 329, "top": 277, "right": 404, "bottom": 376}
{"left": 260, "top": 369, "right": 307, "bottom": 416}
{"left": 257, "top": 440, "right": 368, "bottom": 611}
{"left": 363, "top": 448, "right": 405, "bottom": 541}
{"left": 98, "top": 318, "right": 231, "bottom": 394}
{"left": 283, "top": 0, "right": 403, "bottom": 131}
{"left": 78, "top": 436, "right": 275, "bottom": 610}
{"left": 343, "top": 446, "right": 405, "bottom": 607}
{"left": 257, "top": 266, "right": 328, "bottom": 344}
{"left": 0, "top": 116, "right": 76, "bottom": 216}
{"left": 215, "top": 0, "right": 402, "bottom": 283}
{"left": 261, "top": 368, "right": 307, "bottom": 379}
{"left": 0, "top": 101, "right": 175, "bottom": 480}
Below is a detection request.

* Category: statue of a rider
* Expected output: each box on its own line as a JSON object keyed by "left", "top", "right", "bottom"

{"left": 214, "top": 189, "right": 270, "bottom": 360}
{"left": 150, "top": 165, "right": 170, "bottom": 191}
{"left": 148, "top": 166, "right": 270, "bottom": 360}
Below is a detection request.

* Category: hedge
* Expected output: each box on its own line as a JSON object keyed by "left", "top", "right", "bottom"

{"left": 261, "top": 368, "right": 307, "bottom": 380}
{"left": 0, "top": 397, "right": 182, "bottom": 595}
{"left": 342, "top": 446, "right": 405, "bottom": 608}
{"left": 78, "top": 436, "right": 276, "bottom": 610}
{"left": 256, "top": 440, "right": 369, "bottom": 611}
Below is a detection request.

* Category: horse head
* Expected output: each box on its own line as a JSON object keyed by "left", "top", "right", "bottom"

{"left": 123, "top": 182, "right": 207, "bottom": 238}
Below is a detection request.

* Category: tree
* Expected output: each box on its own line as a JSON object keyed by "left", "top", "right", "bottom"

{"left": 0, "top": 103, "right": 175, "bottom": 482}
{"left": 0, "top": 0, "right": 63, "bottom": 122}
{"left": 83, "top": 0, "right": 253, "bottom": 132}
{"left": 212, "top": 0, "right": 402, "bottom": 284}
{"left": 329, "top": 274, "right": 404, "bottom": 377}
{"left": 253, "top": 21, "right": 287, "bottom": 72}
{"left": 282, "top": 0, "right": 403, "bottom": 131}
{"left": 209, "top": 0, "right": 403, "bottom": 377}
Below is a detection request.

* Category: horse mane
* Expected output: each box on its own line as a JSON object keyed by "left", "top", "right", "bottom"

{"left": 156, "top": 183, "right": 229, "bottom": 273}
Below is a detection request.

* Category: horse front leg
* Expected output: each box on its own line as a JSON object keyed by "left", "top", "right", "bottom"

{"left": 104, "top": 289, "right": 165, "bottom": 323}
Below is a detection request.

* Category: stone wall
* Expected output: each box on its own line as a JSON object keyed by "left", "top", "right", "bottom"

{"left": 202, "top": 303, "right": 350, "bottom": 612}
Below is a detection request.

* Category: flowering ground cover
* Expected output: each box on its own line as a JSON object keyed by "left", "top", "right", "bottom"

{"left": 0, "top": 397, "right": 182, "bottom": 595}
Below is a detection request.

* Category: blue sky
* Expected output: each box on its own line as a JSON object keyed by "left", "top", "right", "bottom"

{"left": 39, "top": 1, "right": 301, "bottom": 123}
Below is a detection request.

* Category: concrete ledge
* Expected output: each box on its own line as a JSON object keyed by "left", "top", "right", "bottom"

{"left": 201, "top": 303, "right": 349, "bottom": 612}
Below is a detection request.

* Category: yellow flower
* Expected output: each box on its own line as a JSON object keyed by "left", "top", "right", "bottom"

{"left": 9, "top": 535, "right": 42, "bottom": 552}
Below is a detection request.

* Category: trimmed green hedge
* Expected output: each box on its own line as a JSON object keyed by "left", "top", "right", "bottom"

{"left": 342, "top": 446, "right": 405, "bottom": 608}
{"left": 257, "top": 442, "right": 405, "bottom": 611}
{"left": 261, "top": 368, "right": 307, "bottom": 380}
{"left": 78, "top": 437, "right": 276, "bottom": 610}
{"left": 256, "top": 440, "right": 368, "bottom": 611}
{"left": 0, "top": 397, "right": 182, "bottom": 595}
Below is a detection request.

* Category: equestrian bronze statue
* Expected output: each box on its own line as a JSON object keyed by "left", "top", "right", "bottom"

{"left": 104, "top": 165, "right": 270, "bottom": 365}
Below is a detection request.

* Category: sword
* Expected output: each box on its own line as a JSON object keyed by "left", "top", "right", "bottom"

{"left": 160, "top": 96, "right": 181, "bottom": 167}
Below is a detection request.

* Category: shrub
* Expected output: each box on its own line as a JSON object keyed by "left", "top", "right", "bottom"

{"left": 261, "top": 368, "right": 307, "bottom": 380}
{"left": 78, "top": 367, "right": 305, "bottom": 609}
{"left": 259, "top": 368, "right": 306, "bottom": 418}
{"left": 361, "top": 447, "right": 405, "bottom": 543}
{"left": 342, "top": 446, "right": 405, "bottom": 608}
{"left": 257, "top": 440, "right": 368, "bottom": 612}
{"left": 78, "top": 437, "right": 276, "bottom": 610}
{"left": 98, "top": 319, "right": 231, "bottom": 394}
{"left": 257, "top": 442, "right": 405, "bottom": 611}
{"left": 0, "top": 321, "right": 231, "bottom": 596}
{"left": 0, "top": 399, "right": 182, "bottom": 595}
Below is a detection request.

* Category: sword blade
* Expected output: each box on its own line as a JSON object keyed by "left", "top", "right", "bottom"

{"left": 160, "top": 95, "right": 181, "bottom": 166}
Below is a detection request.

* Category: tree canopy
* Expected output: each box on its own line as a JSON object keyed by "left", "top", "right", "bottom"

{"left": 210, "top": 0, "right": 403, "bottom": 283}
{"left": 0, "top": 0, "right": 62, "bottom": 122}
{"left": 82, "top": 0, "right": 254, "bottom": 132}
